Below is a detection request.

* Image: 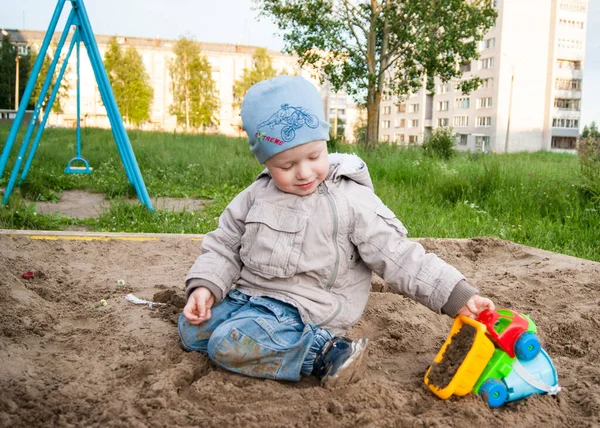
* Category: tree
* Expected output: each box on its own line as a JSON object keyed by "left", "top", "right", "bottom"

{"left": 169, "top": 37, "right": 219, "bottom": 131}
{"left": 29, "top": 43, "right": 70, "bottom": 115}
{"left": 255, "top": 0, "right": 497, "bottom": 147}
{"left": 581, "top": 122, "right": 599, "bottom": 140}
{"left": 0, "top": 35, "right": 31, "bottom": 110}
{"left": 331, "top": 116, "right": 346, "bottom": 139}
{"left": 103, "top": 37, "right": 154, "bottom": 127}
{"left": 233, "top": 48, "right": 280, "bottom": 109}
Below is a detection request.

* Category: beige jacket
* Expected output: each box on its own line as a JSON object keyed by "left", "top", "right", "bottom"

{"left": 186, "top": 153, "right": 474, "bottom": 335}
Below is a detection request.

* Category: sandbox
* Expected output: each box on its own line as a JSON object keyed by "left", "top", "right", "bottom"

{"left": 1, "top": 231, "right": 599, "bottom": 427}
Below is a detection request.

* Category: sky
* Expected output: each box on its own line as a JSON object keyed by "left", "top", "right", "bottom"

{"left": 0, "top": 0, "right": 598, "bottom": 126}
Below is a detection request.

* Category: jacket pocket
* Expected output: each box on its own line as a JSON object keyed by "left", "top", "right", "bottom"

{"left": 240, "top": 203, "right": 309, "bottom": 278}
{"left": 375, "top": 204, "right": 408, "bottom": 237}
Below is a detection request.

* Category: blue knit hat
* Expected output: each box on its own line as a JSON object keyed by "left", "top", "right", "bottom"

{"left": 241, "top": 75, "right": 330, "bottom": 164}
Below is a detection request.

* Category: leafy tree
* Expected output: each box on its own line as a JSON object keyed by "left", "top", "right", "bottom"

{"left": 103, "top": 37, "right": 122, "bottom": 78}
{"left": 0, "top": 35, "right": 31, "bottom": 110}
{"left": 331, "top": 116, "right": 346, "bottom": 139}
{"left": 169, "top": 37, "right": 219, "bottom": 131}
{"left": 581, "top": 122, "right": 599, "bottom": 140}
{"left": 255, "top": 0, "right": 497, "bottom": 147}
{"left": 103, "top": 37, "right": 154, "bottom": 127}
{"left": 29, "top": 43, "right": 70, "bottom": 115}
{"left": 233, "top": 47, "right": 280, "bottom": 109}
{"left": 352, "top": 107, "right": 367, "bottom": 145}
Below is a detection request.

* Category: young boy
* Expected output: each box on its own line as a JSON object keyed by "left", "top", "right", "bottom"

{"left": 178, "top": 75, "right": 494, "bottom": 387}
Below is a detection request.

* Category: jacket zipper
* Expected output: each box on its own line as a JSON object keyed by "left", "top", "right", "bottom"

{"left": 320, "top": 182, "right": 340, "bottom": 292}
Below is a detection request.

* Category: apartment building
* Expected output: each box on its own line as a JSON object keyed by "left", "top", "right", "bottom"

{"left": 3, "top": 29, "right": 320, "bottom": 136}
{"left": 320, "top": 81, "right": 361, "bottom": 144}
{"left": 379, "top": 0, "right": 588, "bottom": 152}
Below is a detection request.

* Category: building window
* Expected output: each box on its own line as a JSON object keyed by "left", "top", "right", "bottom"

{"left": 396, "top": 103, "right": 406, "bottom": 113}
{"left": 17, "top": 45, "right": 30, "bottom": 55}
{"left": 437, "top": 101, "right": 449, "bottom": 111}
{"left": 555, "top": 78, "right": 582, "bottom": 91}
{"left": 408, "top": 103, "right": 420, "bottom": 113}
{"left": 480, "top": 57, "right": 495, "bottom": 69}
{"left": 409, "top": 119, "right": 419, "bottom": 128}
{"left": 560, "top": 2, "right": 586, "bottom": 12}
{"left": 477, "top": 97, "right": 492, "bottom": 108}
{"left": 460, "top": 62, "right": 471, "bottom": 72}
{"left": 476, "top": 136, "right": 490, "bottom": 151}
{"left": 438, "top": 118, "right": 449, "bottom": 127}
{"left": 382, "top": 120, "right": 391, "bottom": 129}
{"left": 382, "top": 134, "right": 391, "bottom": 142}
{"left": 481, "top": 78, "right": 494, "bottom": 88}
{"left": 383, "top": 106, "right": 392, "bottom": 115}
{"left": 554, "top": 98, "right": 580, "bottom": 111}
{"left": 394, "top": 133, "right": 405, "bottom": 143}
{"left": 455, "top": 97, "right": 470, "bottom": 109}
{"left": 557, "top": 59, "right": 581, "bottom": 70}
{"left": 457, "top": 134, "right": 468, "bottom": 145}
{"left": 482, "top": 38, "right": 496, "bottom": 50}
{"left": 476, "top": 117, "right": 492, "bottom": 127}
{"left": 408, "top": 135, "right": 419, "bottom": 145}
{"left": 558, "top": 39, "right": 583, "bottom": 50}
{"left": 395, "top": 118, "right": 406, "bottom": 128}
{"left": 454, "top": 116, "right": 469, "bottom": 127}
{"left": 559, "top": 19, "right": 584, "bottom": 29}
{"left": 551, "top": 136, "right": 577, "bottom": 149}
{"left": 437, "top": 83, "right": 451, "bottom": 94}
{"left": 552, "top": 118, "right": 579, "bottom": 128}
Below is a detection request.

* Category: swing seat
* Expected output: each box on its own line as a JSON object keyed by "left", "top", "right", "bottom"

{"left": 65, "top": 156, "right": 93, "bottom": 174}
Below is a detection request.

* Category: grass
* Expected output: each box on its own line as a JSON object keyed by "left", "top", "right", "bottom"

{"left": 1, "top": 125, "right": 599, "bottom": 262}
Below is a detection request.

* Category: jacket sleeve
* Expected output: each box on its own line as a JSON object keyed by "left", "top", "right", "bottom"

{"left": 349, "top": 189, "right": 474, "bottom": 314}
{"left": 185, "top": 179, "right": 266, "bottom": 302}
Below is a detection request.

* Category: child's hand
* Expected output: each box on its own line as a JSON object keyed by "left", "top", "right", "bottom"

{"left": 456, "top": 294, "right": 495, "bottom": 319}
{"left": 183, "top": 287, "right": 215, "bottom": 325}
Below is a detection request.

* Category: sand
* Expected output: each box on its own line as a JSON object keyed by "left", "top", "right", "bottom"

{"left": 1, "top": 231, "right": 599, "bottom": 427}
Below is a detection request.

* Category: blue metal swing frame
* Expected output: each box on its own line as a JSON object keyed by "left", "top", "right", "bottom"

{"left": 0, "top": 0, "right": 153, "bottom": 210}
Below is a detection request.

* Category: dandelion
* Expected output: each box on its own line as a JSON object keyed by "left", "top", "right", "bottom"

{"left": 90, "top": 299, "right": 108, "bottom": 310}
{"left": 117, "top": 279, "right": 126, "bottom": 287}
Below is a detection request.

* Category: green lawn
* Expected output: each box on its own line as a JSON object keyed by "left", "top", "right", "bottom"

{"left": 1, "top": 125, "right": 598, "bottom": 261}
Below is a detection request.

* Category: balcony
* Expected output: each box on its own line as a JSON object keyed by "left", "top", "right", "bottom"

{"left": 553, "top": 89, "right": 582, "bottom": 99}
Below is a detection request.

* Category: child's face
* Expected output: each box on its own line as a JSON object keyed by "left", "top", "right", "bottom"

{"left": 264, "top": 140, "right": 329, "bottom": 196}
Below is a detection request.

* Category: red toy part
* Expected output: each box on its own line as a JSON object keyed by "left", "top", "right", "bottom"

{"left": 22, "top": 271, "right": 35, "bottom": 280}
{"left": 476, "top": 309, "right": 529, "bottom": 358}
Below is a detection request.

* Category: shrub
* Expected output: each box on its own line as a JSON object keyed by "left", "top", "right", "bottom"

{"left": 578, "top": 136, "right": 600, "bottom": 202}
{"left": 422, "top": 127, "right": 456, "bottom": 160}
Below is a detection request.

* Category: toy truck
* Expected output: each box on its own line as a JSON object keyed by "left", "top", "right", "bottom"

{"left": 424, "top": 309, "right": 560, "bottom": 407}
{"left": 473, "top": 309, "right": 560, "bottom": 407}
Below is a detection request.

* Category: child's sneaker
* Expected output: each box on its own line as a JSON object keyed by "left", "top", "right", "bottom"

{"left": 312, "top": 337, "right": 369, "bottom": 387}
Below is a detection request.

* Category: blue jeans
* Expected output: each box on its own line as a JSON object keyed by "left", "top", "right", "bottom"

{"left": 178, "top": 289, "right": 334, "bottom": 381}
